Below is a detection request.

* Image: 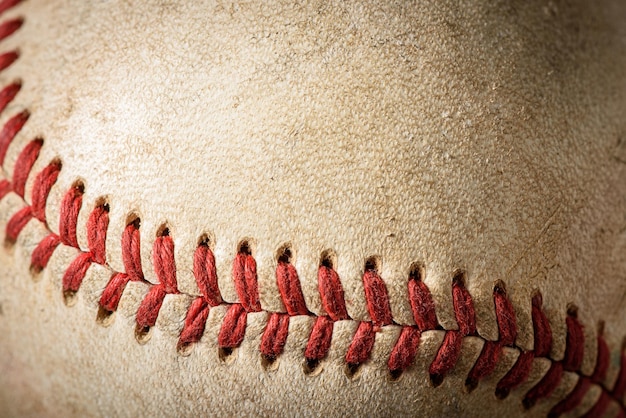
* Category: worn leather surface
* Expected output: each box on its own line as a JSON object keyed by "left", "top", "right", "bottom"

{"left": 0, "top": 0, "right": 625, "bottom": 416}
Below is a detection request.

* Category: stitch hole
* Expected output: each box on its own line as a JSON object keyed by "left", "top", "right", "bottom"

{"left": 452, "top": 270, "right": 467, "bottom": 287}
{"left": 303, "top": 358, "right": 323, "bottom": 376}
{"left": 465, "top": 377, "right": 479, "bottom": 394}
{"left": 197, "top": 233, "right": 215, "bottom": 250}
{"left": 344, "top": 362, "right": 363, "bottom": 379}
{"left": 156, "top": 224, "right": 170, "bottom": 237}
{"left": 177, "top": 341, "right": 194, "bottom": 357}
{"left": 261, "top": 354, "right": 279, "bottom": 371}
{"left": 276, "top": 243, "right": 293, "bottom": 264}
{"left": 388, "top": 368, "right": 403, "bottom": 382}
{"left": 430, "top": 373, "right": 445, "bottom": 388}
{"left": 63, "top": 289, "right": 78, "bottom": 307}
{"left": 567, "top": 304, "right": 578, "bottom": 318}
{"left": 219, "top": 347, "right": 237, "bottom": 364}
{"left": 364, "top": 255, "right": 381, "bottom": 273}
{"left": 408, "top": 262, "right": 424, "bottom": 281}
{"left": 96, "top": 305, "right": 115, "bottom": 327}
{"left": 135, "top": 323, "right": 152, "bottom": 344}
{"left": 237, "top": 239, "right": 256, "bottom": 256}
{"left": 125, "top": 213, "right": 141, "bottom": 230}
{"left": 319, "top": 249, "right": 337, "bottom": 269}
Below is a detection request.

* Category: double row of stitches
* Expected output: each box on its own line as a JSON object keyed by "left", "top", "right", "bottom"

{"left": 0, "top": 3, "right": 625, "bottom": 416}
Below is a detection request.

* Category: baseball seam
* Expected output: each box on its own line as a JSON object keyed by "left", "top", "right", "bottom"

{"left": 0, "top": 4, "right": 624, "bottom": 417}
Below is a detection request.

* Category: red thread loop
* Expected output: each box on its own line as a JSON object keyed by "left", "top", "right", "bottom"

{"left": 121, "top": 221, "right": 144, "bottom": 280}
{"left": 345, "top": 321, "right": 376, "bottom": 367}
{"left": 233, "top": 251, "right": 261, "bottom": 312}
{"left": 0, "top": 0, "right": 22, "bottom": 15}
{"left": 0, "top": 50, "right": 18, "bottom": 72}
{"left": 260, "top": 313, "right": 290, "bottom": 359}
{"left": 548, "top": 377, "right": 591, "bottom": 418}
{"left": 452, "top": 273, "right": 476, "bottom": 336}
{"left": 562, "top": 313, "right": 584, "bottom": 372}
{"left": 495, "top": 351, "right": 535, "bottom": 399}
{"left": 135, "top": 234, "right": 179, "bottom": 329}
{"left": 31, "top": 161, "right": 61, "bottom": 222}
{"left": 318, "top": 265, "right": 349, "bottom": 321}
{"left": 11, "top": 138, "right": 42, "bottom": 198}
{"left": 304, "top": 315, "right": 334, "bottom": 362}
{"left": 276, "top": 261, "right": 308, "bottom": 316}
{"left": 0, "top": 110, "right": 29, "bottom": 165}
{"left": 362, "top": 269, "right": 393, "bottom": 328}
{"left": 98, "top": 222, "right": 144, "bottom": 313}
{"left": 0, "top": 81, "right": 21, "bottom": 114}
{"left": 58, "top": 184, "right": 83, "bottom": 248}
{"left": 0, "top": 179, "right": 9, "bottom": 200}
{"left": 5, "top": 205, "right": 31, "bottom": 243}
{"left": 591, "top": 335, "right": 610, "bottom": 383}
{"left": 494, "top": 282, "right": 517, "bottom": 346}
{"left": 0, "top": 17, "right": 22, "bottom": 40}
{"left": 30, "top": 233, "right": 60, "bottom": 272}
{"left": 407, "top": 274, "right": 438, "bottom": 331}
{"left": 99, "top": 272, "right": 130, "bottom": 312}
{"left": 178, "top": 297, "right": 211, "bottom": 350}
{"left": 429, "top": 330, "right": 463, "bottom": 386}
{"left": 523, "top": 362, "right": 564, "bottom": 409}
{"left": 62, "top": 205, "right": 109, "bottom": 294}
{"left": 612, "top": 349, "right": 626, "bottom": 400}
{"left": 387, "top": 326, "right": 421, "bottom": 376}
{"left": 193, "top": 242, "right": 222, "bottom": 307}
{"left": 218, "top": 304, "right": 247, "bottom": 348}
{"left": 531, "top": 293, "right": 553, "bottom": 357}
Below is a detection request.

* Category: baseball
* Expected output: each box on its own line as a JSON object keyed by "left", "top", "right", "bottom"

{"left": 1, "top": 0, "right": 626, "bottom": 416}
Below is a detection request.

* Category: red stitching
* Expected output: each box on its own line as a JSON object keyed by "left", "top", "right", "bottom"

{"left": 1, "top": 10, "right": 625, "bottom": 416}
{"left": 0, "top": 0, "right": 21, "bottom": 16}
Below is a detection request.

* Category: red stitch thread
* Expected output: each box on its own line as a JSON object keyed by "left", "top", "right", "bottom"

{"left": 193, "top": 242, "right": 222, "bottom": 307}
{"left": 304, "top": 315, "right": 334, "bottom": 363}
{"left": 523, "top": 362, "right": 564, "bottom": 409}
{"left": 495, "top": 292, "right": 552, "bottom": 399}
{"left": 0, "top": 0, "right": 22, "bottom": 15}
{"left": 178, "top": 297, "right": 211, "bottom": 350}
{"left": 591, "top": 335, "right": 610, "bottom": 383}
{"left": 11, "top": 138, "right": 42, "bottom": 198}
{"left": 345, "top": 321, "right": 376, "bottom": 368}
{"left": 58, "top": 184, "right": 83, "bottom": 248}
{"left": 260, "top": 313, "right": 290, "bottom": 360}
{"left": 31, "top": 161, "right": 61, "bottom": 222}
{"left": 177, "top": 243, "right": 223, "bottom": 350}
{"left": 429, "top": 273, "right": 475, "bottom": 386}
{"left": 232, "top": 250, "right": 261, "bottom": 312}
{"left": 318, "top": 264, "right": 349, "bottom": 321}
{"left": 0, "top": 178, "right": 9, "bottom": 200}
{"left": 563, "top": 312, "right": 585, "bottom": 372}
{"left": 0, "top": 51, "right": 18, "bottom": 72}
{"left": 583, "top": 391, "right": 611, "bottom": 418}
{"left": 0, "top": 110, "right": 28, "bottom": 165}
{"left": 5, "top": 204, "right": 30, "bottom": 243}
{"left": 218, "top": 303, "right": 247, "bottom": 349}
{"left": 99, "top": 222, "right": 144, "bottom": 312}
{"left": 62, "top": 205, "right": 109, "bottom": 294}
{"left": 613, "top": 349, "right": 626, "bottom": 400}
{"left": 387, "top": 326, "right": 421, "bottom": 377}
{"left": 362, "top": 269, "right": 393, "bottom": 328}
{"left": 30, "top": 233, "right": 60, "bottom": 272}
{"left": 0, "top": 81, "right": 21, "bottom": 114}
{"left": 0, "top": 17, "right": 21, "bottom": 40}
{"left": 466, "top": 282, "right": 518, "bottom": 391}
{"left": 407, "top": 271, "right": 438, "bottom": 331}
{"left": 276, "top": 260, "right": 308, "bottom": 316}
{"left": 136, "top": 233, "right": 179, "bottom": 330}
{"left": 548, "top": 377, "right": 591, "bottom": 418}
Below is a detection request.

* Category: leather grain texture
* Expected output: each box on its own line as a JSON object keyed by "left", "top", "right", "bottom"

{"left": 0, "top": 0, "right": 625, "bottom": 416}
